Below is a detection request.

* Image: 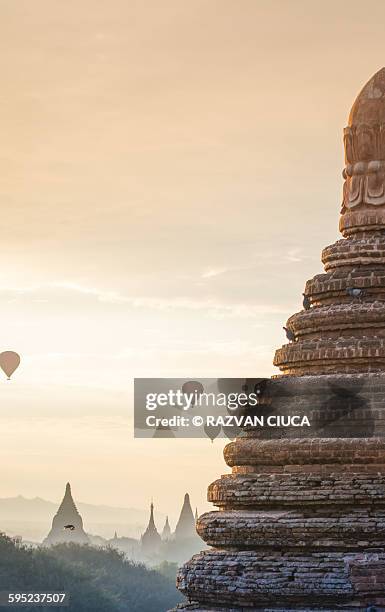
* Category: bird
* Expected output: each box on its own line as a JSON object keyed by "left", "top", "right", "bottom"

{"left": 283, "top": 326, "right": 296, "bottom": 342}
{"left": 302, "top": 293, "right": 311, "bottom": 310}
{"left": 63, "top": 524, "right": 75, "bottom": 531}
{"left": 346, "top": 287, "right": 366, "bottom": 300}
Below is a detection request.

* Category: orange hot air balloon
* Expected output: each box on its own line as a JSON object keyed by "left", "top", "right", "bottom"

{"left": 0, "top": 351, "right": 20, "bottom": 380}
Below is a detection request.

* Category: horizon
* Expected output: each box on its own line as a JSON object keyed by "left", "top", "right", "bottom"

{"left": 0, "top": 483, "right": 199, "bottom": 542}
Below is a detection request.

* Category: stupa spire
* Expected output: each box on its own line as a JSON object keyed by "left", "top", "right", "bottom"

{"left": 148, "top": 502, "right": 156, "bottom": 530}
{"left": 174, "top": 493, "right": 196, "bottom": 539}
{"left": 141, "top": 501, "right": 161, "bottom": 556}
{"left": 161, "top": 516, "right": 171, "bottom": 540}
{"left": 56, "top": 482, "right": 79, "bottom": 515}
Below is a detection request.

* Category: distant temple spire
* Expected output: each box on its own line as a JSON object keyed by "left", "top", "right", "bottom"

{"left": 148, "top": 502, "right": 156, "bottom": 530}
{"left": 162, "top": 516, "right": 171, "bottom": 540}
{"left": 43, "top": 482, "right": 89, "bottom": 546}
{"left": 141, "top": 501, "right": 161, "bottom": 556}
{"left": 174, "top": 493, "right": 196, "bottom": 540}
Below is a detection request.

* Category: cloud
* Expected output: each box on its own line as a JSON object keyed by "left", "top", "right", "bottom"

{"left": 0, "top": 281, "right": 292, "bottom": 320}
{"left": 285, "top": 248, "right": 303, "bottom": 263}
{"left": 201, "top": 267, "right": 230, "bottom": 279}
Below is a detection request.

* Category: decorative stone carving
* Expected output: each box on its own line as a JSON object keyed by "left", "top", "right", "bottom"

{"left": 343, "top": 128, "right": 385, "bottom": 209}
{"left": 341, "top": 67, "right": 385, "bottom": 235}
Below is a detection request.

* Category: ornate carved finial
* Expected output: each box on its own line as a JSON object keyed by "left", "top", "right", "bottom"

{"left": 348, "top": 67, "right": 385, "bottom": 127}
{"left": 341, "top": 68, "right": 385, "bottom": 235}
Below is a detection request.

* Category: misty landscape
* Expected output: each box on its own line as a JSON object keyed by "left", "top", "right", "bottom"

{"left": 0, "top": 534, "right": 183, "bottom": 611}
{"left": 0, "top": 494, "right": 158, "bottom": 542}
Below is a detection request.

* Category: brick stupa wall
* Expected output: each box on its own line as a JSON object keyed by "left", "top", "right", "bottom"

{"left": 172, "top": 69, "right": 385, "bottom": 611}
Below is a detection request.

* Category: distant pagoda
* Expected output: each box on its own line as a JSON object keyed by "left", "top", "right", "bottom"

{"left": 174, "top": 68, "right": 385, "bottom": 610}
{"left": 141, "top": 502, "right": 161, "bottom": 556}
{"left": 174, "top": 493, "right": 196, "bottom": 540}
{"left": 162, "top": 516, "right": 172, "bottom": 540}
{"left": 43, "top": 482, "right": 89, "bottom": 546}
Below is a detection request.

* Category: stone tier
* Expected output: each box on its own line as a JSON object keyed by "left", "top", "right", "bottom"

{"left": 223, "top": 438, "right": 385, "bottom": 469}
{"left": 305, "top": 265, "right": 385, "bottom": 307}
{"left": 322, "top": 234, "right": 385, "bottom": 271}
{"left": 197, "top": 509, "right": 385, "bottom": 550}
{"left": 176, "top": 549, "right": 385, "bottom": 609}
{"left": 286, "top": 303, "right": 385, "bottom": 338}
{"left": 207, "top": 471, "right": 385, "bottom": 507}
{"left": 340, "top": 208, "right": 385, "bottom": 237}
{"left": 274, "top": 336, "right": 385, "bottom": 375}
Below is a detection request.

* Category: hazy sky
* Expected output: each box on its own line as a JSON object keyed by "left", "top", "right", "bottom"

{"left": 0, "top": 0, "right": 384, "bottom": 530}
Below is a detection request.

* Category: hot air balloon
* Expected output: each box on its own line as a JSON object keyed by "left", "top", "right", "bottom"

{"left": 182, "top": 380, "right": 204, "bottom": 396}
{"left": 204, "top": 423, "right": 221, "bottom": 443}
{"left": 180, "top": 380, "right": 204, "bottom": 410}
{"left": 0, "top": 351, "right": 20, "bottom": 380}
{"left": 222, "top": 424, "right": 242, "bottom": 441}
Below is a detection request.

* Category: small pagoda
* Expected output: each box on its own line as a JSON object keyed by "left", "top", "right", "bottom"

{"left": 162, "top": 516, "right": 172, "bottom": 541}
{"left": 174, "top": 69, "right": 385, "bottom": 610}
{"left": 141, "top": 501, "right": 161, "bottom": 556}
{"left": 43, "top": 482, "right": 89, "bottom": 546}
{"left": 174, "top": 493, "right": 196, "bottom": 540}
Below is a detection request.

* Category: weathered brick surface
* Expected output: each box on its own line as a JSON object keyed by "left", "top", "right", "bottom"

{"left": 287, "top": 302, "right": 385, "bottom": 338}
{"left": 322, "top": 235, "right": 385, "bottom": 270}
{"left": 197, "top": 509, "right": 385, "bottom": 549}
{"left": 207, "top": 471, "right": 385, "bottom": 508}
{"left": 224, "top": 438, "right": 385, "bottom": 467}
{"left": 350, "top": 560, "right": 385, "bottom": 595}
{"left": 305, "top": 266, "right": 385, "bottom": 306}
{"left": 274, "top": 337, "right": 385, "bottom": 376}
{"left": 176, "top": 549, "right": 385, "bottom": 606}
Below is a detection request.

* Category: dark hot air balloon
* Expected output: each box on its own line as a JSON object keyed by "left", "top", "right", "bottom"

{"left": 182, "top": 380, "right": 204, "bottom": 397}
{"left": 0, "top": 351, "right": 20, "bottom": 380}
{"left": 204, "top": 423, "right": 221, "bottom": 443}
{"left": 180, "top": 380, "right": 204, "bottom": 410}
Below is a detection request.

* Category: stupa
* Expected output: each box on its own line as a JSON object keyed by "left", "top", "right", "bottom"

{"left": 141, "top": 501, "right": 161, "bottom": 556}
{"left": 175, "top": 493, "right": 196, "bottom": 540}
{"left": 162, "top": 516, "right": 172, "bottom": 540}
{"left": 43, "top": 482, "right": 89, "bottom": 546}
{"left": 174, "top": 69, "right": 385, "bottom": 610}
